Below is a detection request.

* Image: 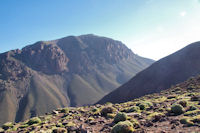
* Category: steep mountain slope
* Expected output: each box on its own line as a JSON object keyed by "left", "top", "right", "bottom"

{"left": 0, "top": 34, "right": 154, "bottom": 125}
{"left": 2, "top": 75, "right": 200, "bottom": 133}
{"left": 99, "top": 41, "right": 200, "bottom": 104}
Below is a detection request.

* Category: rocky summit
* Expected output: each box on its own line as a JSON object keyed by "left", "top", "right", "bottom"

{"left": 0, "top": 34, "right": 154, "bottom": 125}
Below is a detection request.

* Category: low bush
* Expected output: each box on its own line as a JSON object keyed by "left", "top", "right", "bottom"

{"left": 136, "top": 101, "right": 153, "bottom": 110}
{"left": 178, "top": 100, "right": 187, "bottom": 107}
{"left": 188, "top": 105, "right": 198, "bottom": 111}
{"left": 114, "top": 112, "right": 127, "bottom": 123}
{"left": 60, "top": 108, "right": 69, "bottom": 113}
{"left": 52, "top": 128, "right": 67, "bottom": 133}
{"left": 171, "top": 104, "right": 184, "bottom": 115}
{"left": 192, "top": 115, "right": 200, "bottom": 124}
{"left": 66, "top": 122, "right": 76, "bottom": 127}
{"left": 167, "top": 95, "right": 177, "bottom": 99}
{"left": 127, "top": 106, "right": 140, "bottom": 113}
{"left": 191, "top": 95, "right": 200, "bottom": 101}
{"left": 184, "top": 110, "right": 200, "bottom": 116}
{"left": 27, "top": 117, "right": 42, "bottom": 125}
{"left": 19, "top": 124, "right": 29, "bottom": 128}
{"left": 147, "top": 112, "right": 164, "bottom": 122}
{"left": 180, "top": 117, "right": 194, "bottom": 126}
{"left": 138, "top": 103, "right": 147, "bottom": 110}
{"left": 2, "top": 122, "right": 13, "bottom": 130}
{"left": 111, "top": 121, "right": 134, "bottom": 133}
{"left": 101, "top": 106, "right": 116, "bottom": 116}
{"left": 107, "top": 113, "right": 116, "bottom": 119}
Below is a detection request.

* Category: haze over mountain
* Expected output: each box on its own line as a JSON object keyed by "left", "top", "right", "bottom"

{"left": 99, "top": 41, "right": 200, "bottom": 104}
{"left": 0, "top": 34, "right": 154, "bottom": 125}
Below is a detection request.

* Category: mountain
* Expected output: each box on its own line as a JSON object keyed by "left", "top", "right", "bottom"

{"left": 0, "top": 34, "right": 154, "bottom": 125}
{"left": 99, "top": 41, "right": 200, "bottom": 104}
{"left": 1, "top": 74, "right": 200, "bottom": 132}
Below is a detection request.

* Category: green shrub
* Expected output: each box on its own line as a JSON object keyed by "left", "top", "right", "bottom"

{"left": 192, "top": 115, "right": 200, "bottom": 124}
{"left": 105, "top": 102, "right": 112, "bottom": 105}
{"left": 147, "top": 112, "right": 164, "bottom": 121}
{"left": 56, "top": 123, "right": 64, "bottom": 128}
{"left": 111, "top": 121, "right": 134, "bottom": 133}
{"left": 107, "top": 113, "right": 116, "bottom": 119}
{"left": 120, "top": 107, "right": 129, "bottom": 113}
{"left": 174, "top": 87, "right": 182, "bottom": 91}
{"left": 127, "top": 106, "right": 140, "bottom": 113}
{"left": 101, "top": 106, "right": 116, "bottom": 116}
{"left": 184, "top": 110, "right": 200, "bottom": 116}
{"left": 88, "top": 117, "right": 94, "bottom": 121}
{"left": 187, "top": 85, "right": 196, "bottom": 90}
{"left": 167, "top": 95, "right": 177, "bottom": 99}
{"left": 188, "top": 105, "right": 198, "bottom": 111}
{"left": 178, "top": 100, "right": 187, "bottom": 107}
{"left": 180, "top": 117, "right": 194, "bottom": 126}
{"left": 171, "top": 104, "right": 184, "bottom": 115}
{"left": 89, "top": 107, "right": 100, "bottom": 116}
{"left": 114, "top": 112, "right": 127, "bottom": 123}
{"left": 130, "top": 118, "right": 140, "bottom": 127}
{"left": 27, "top": 117, "right": 42, "bottom": 125}
{"left": 19, "top": 124, "right": 29, "bottom": 128}
{"left": 2, "top": 122, "right": 13, "bottom": 130}
{"left": 138, "top": 103, "right": 146, "bottom": 110}
{"left": 191, "top": 95, "right": 200, "bottom": 101}
{"left": 136, "top": 101, "right": 152, "bottom": 110}
{"left": 60, "top": 108, "right": 69, "bottom": 113}
{"left": 91, "top": 107, "right": 99, "bottom": 112}
{"left": 52, "top": 128, "right": 67, "bottom": 133}
{"left": 66, "top": 122, "right": 75, "bottom": 127}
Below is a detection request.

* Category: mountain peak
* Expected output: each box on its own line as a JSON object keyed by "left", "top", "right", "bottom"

{"left": 0, "top": 34, "right": 154, "bottom": 125}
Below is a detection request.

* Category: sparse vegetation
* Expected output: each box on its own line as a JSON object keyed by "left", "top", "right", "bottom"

{"left": 1, "top": 75, "right": 200, "bottom": 132}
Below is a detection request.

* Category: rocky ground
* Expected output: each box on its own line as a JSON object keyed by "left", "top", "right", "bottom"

{"left": 1, "top": 76, "right": 200, "bottom": 133}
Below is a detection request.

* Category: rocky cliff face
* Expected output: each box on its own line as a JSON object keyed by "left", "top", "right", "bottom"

{"left": 0, "top": 34, "right": 154, "bottom": 125}
{"left": 19, "top": 42, "right": 69, "bottom": 74}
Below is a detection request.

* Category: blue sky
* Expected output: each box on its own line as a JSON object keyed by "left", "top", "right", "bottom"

{"left": 1, "top": 0, "right": 200, "bottom": 60}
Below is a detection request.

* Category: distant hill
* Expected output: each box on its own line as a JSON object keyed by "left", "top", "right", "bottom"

{"left": 98, "top": 41, "right": 200, "bottom": 104}
{"left": 0, "top": 34, "right": 154, "bottom": 125}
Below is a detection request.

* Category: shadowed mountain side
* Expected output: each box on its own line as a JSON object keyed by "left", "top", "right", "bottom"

{"left": 99, "top": 41, "right": 200, "bottom": 104}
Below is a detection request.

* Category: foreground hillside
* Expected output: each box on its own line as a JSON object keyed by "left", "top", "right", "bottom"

{"left": 0, "top": 34, "right": 153, "bottom": 125}
{"left": 1, "top": 76, "right": 200, "bottom": 133}
{"left": 99, "top": 41, "right": 200, "bottom": 104}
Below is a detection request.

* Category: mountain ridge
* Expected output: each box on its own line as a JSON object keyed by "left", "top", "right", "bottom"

{"left": 0, "top": 34, "right": 154, "bottom": 125}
